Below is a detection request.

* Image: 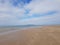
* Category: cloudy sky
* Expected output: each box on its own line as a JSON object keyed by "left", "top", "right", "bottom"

{"left": 0, "top": 0, "right": 60, "bottom": 26}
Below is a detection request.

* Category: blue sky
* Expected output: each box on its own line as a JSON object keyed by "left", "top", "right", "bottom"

{"left": 0, "top": 0, "right": 60, "bottom": 26}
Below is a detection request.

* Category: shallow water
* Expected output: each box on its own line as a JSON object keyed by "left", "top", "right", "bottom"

{"left": 0, "top": 26, "right": 41, "bottom": 33}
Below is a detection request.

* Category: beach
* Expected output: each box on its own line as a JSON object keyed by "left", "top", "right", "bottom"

{"left": 0, "top": 26, "right": 60, "bottom": 45}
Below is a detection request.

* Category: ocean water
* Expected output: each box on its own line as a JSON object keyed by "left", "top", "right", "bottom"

{"left": 0, "top": 25, "right": 41, "bottom": 33}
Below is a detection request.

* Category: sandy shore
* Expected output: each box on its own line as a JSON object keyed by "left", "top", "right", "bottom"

{"left": 0, "top": 26, "right": 60, "bottom": 45}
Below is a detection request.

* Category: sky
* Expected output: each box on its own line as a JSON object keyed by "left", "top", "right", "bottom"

{"left": 0, "top": 0, "right": 60, "bottom": 26}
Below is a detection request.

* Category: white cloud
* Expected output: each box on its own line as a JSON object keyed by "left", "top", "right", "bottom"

{"left": 0, "top": 0, "right": 60, "bottom": 25}
{"left": 20, "top": 12, "right": 60, "bottom": 25}
{"left": 24, "top": 0, "right": 60, "bottom": 16}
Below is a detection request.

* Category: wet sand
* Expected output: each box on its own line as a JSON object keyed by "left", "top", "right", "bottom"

{"left": 0, "top": 26, "right": 60, "bottom": 45}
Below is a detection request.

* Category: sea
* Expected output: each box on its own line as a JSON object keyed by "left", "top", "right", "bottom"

{"left": 0, "top": 25, "right": 41, "bottom": 35}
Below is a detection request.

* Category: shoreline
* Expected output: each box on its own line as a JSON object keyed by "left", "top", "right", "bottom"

{"left": 0, "top": 26, "right": 42, "bottom": 35}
